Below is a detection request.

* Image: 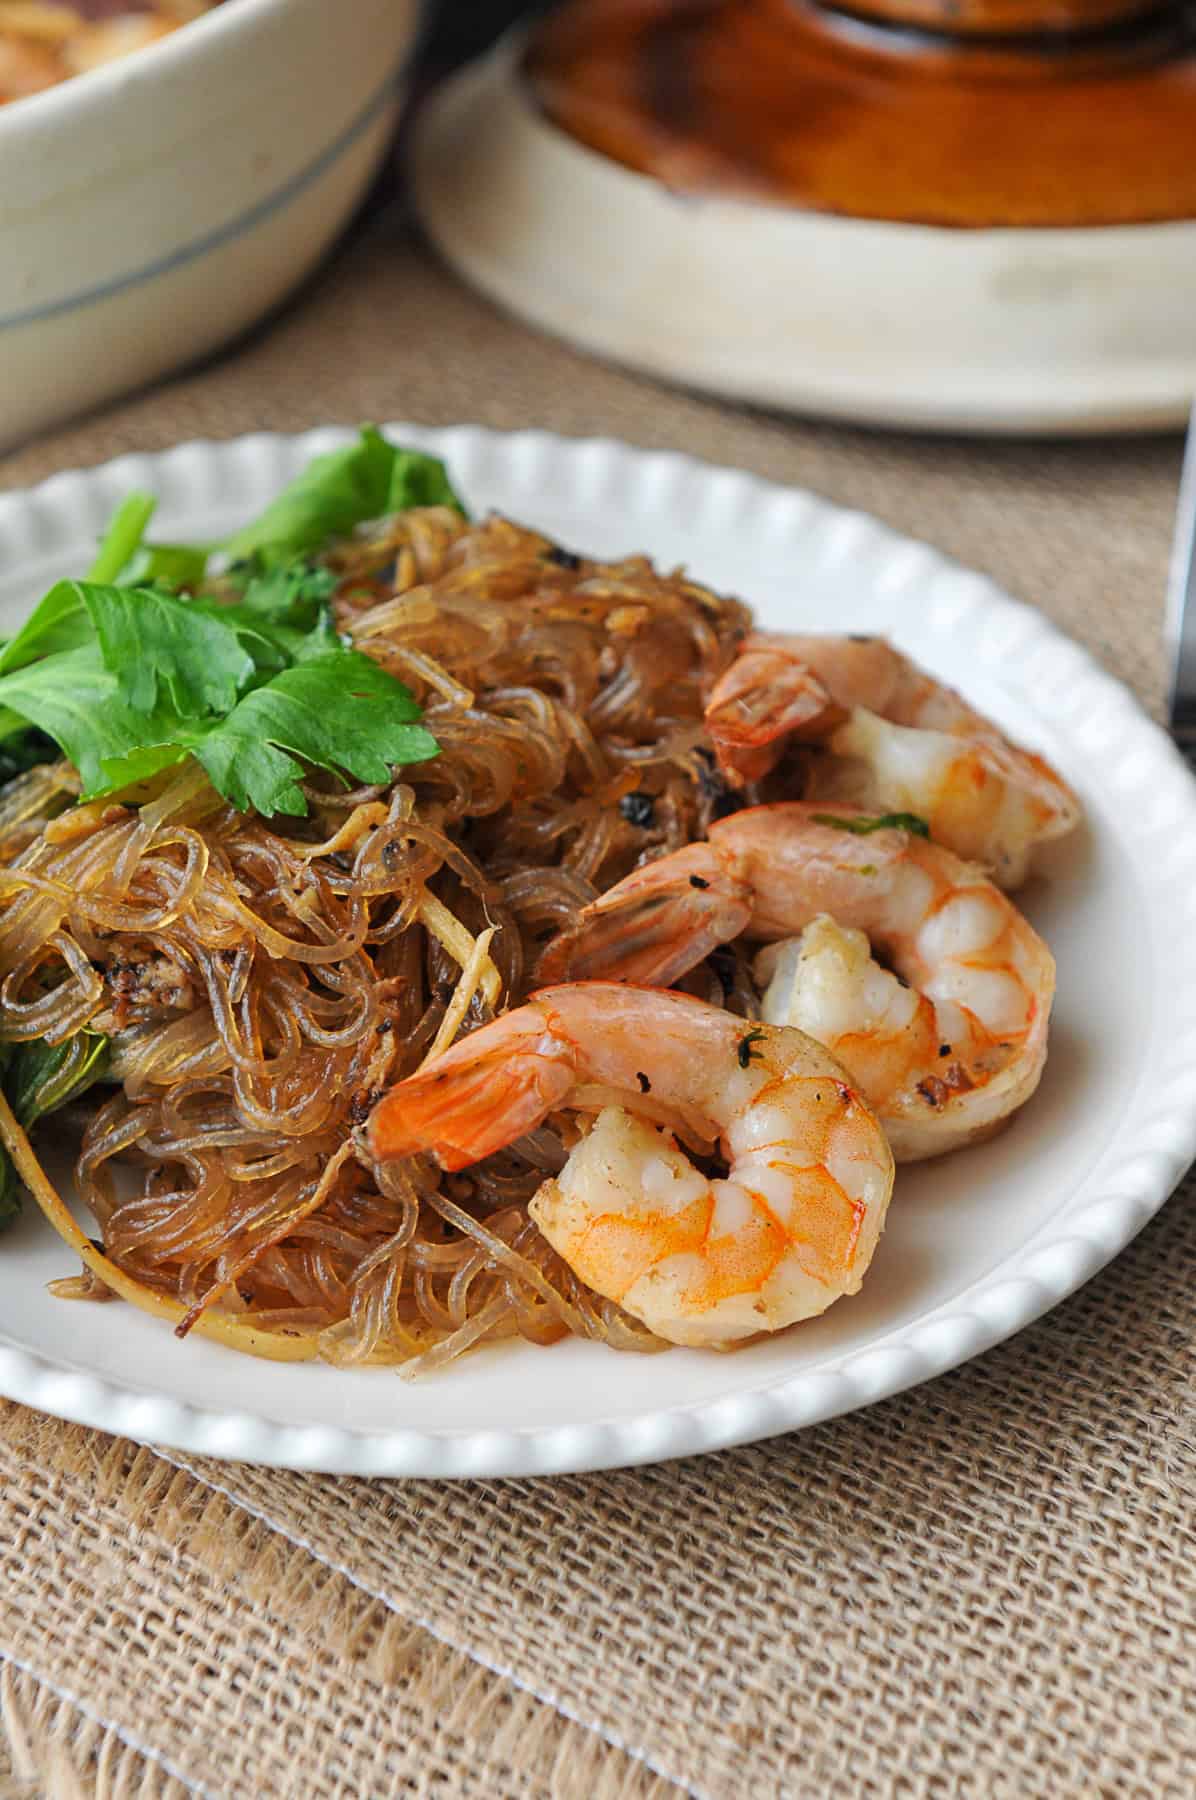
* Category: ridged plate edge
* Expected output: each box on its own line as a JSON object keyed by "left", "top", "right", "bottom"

{"left": 0, "top": 423, "right": 1194, "bottom": 1477}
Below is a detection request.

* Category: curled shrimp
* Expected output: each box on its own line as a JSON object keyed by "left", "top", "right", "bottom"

{"left": 368, "top": 982, "right": 894, "bottom": 1347}
{"left": 705, "top": 633, "right": 1080, "bottom": 886}
{"left": 538, "top": 804, "right": 1055, "bottom": 1162}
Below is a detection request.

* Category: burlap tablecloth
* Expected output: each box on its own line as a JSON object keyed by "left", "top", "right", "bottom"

{"left": 0, "top": 216, "right": 1191, "bottom": 1800}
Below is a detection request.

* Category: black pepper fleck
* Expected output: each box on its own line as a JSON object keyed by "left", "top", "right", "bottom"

{"left": 689, "top": 874, "right": 710, "bottom": 890}
{"left": 619, "top": 792, "right": 656, "bottom": 829}
{"left": 636, "top": 1071, "right": 651, "bottom": 1093}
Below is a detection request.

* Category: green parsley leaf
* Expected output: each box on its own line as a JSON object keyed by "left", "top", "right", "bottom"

{"left": 217, "top": 562, "right": 342, "bottom": 669}
{"left": 0, "top": 1030, "right": 111, "bottom": 1235}
{"left": 83, "top": 582, "right": 254, "bottom": 717}
{"left": 222, "top": 428, "right": 466, "bottom": 568}
{"left": 386, "top": 447, "right": 466, "bottom": 515}
{"left": 0, "top": 616, "right": 437, "bottom": 815}
{"left": 199, "top": 604, "right": 342, "bottom": 679}
{"left": 236, "top": 561, "right": 337, "bottom": 623}
{"left": 0, "top": 579, "right": 95, "bottom": 676}
{"left": 7, "top": 1030, "right": 110, "bottom": 1131}
{"left": 811, "top": 811, "right": 930, "bottom": 838}
{"left": 253, "top": 608, "right": 344, "bottom": 669}
{"left": 178, "top": 563, "right": 343, "bottom": 679}
{"left": 191, "top": 651, "right": 439, "bottom": 817}
{"left": 0, "top": 645, "right": 188, "bottom": 797}
{"left": 122, "top": 542, "right": 210, "bottom": 592}
{"left": 0, "top": 457, "right": 445, "bottom": 818}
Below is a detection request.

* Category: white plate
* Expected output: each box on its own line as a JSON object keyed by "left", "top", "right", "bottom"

{"left": 1, "top": 425, "right": 1195, "bottom": 1478}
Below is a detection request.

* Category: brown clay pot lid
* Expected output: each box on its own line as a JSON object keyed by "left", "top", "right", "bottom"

{"left": 526, "top": 0, "right": 1196, "bottom": 228}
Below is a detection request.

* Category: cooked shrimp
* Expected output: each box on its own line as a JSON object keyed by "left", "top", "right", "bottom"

{"left": 702, "top": 638, "right": 844, "bottom": 784}
{"left": 538, "top": 804, "right": 1055, "bottom": 1161}
{"left": 368, "top": 982, "right": 894, "bottom": 1347}
{"left": 705, "top": 633, "right": 1079, "bottom": 885}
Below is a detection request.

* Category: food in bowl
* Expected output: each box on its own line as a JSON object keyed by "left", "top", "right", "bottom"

{"left": 0, "top": 1, "right": 224, "bottom": 103}
{"left": 0, "top": 0, "right": 418, "bottom": 448}
{"left": 0, "top": 431, "right": 1078, "bottom": 1372}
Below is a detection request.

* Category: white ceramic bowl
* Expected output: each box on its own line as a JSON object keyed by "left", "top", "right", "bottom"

{"left": 0, "top": 0, "right": 421, "bottom": 450}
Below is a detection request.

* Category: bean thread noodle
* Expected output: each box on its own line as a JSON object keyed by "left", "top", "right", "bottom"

{"left": 0, "top": 508, "right": 761, "bottom": 1371}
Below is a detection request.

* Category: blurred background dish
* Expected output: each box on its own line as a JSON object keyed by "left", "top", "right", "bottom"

{"left": 0, "top": 0, "right": 420, "bottom": 450}
{"left": 0, "top": 2, "right": 226, "bottom": 105}
{"left": 413, "top": 0, "right": 1196, "bottom": 435}
{"left": 6, "top": 0, "right": 1193, "bottom": 448}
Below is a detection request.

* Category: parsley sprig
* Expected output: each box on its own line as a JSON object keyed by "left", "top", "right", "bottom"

{"left": 224, "top": 426, "right": 465, "bottom": 567}
{"left": 0, "top": 1033, "right": 111, "bottom": 1232}
{"left": 0, "top": 431, "right": 454, "bottom": 819}
{"left": 811, "top": 811, "right": 930, "bottom": 839}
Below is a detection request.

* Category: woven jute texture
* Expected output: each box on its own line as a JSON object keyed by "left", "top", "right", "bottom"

{"left": 0, "top": 219, "right": 1191, "bottom": 1799}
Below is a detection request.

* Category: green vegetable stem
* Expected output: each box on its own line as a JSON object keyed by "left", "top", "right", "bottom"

{"left": 811, "top": 811, "right": 931, "bottom": 839}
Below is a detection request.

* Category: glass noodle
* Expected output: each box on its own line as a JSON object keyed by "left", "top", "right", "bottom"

{"left": 0, "top": 507, "right": 754, "bottom": 1371}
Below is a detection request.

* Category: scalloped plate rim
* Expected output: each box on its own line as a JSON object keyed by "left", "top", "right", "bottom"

{"left": 0, "top": 422, "right": 1192, "bottom": 1478}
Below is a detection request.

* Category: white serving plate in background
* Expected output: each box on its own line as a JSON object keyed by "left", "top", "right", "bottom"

{"left": 414, "top": 45, "right": 1196, "bottom": 436}
{"left": 0, "top": 0, "right": 420, "bottom": 451}
{"left": 0, "top": 424, "right": 1194, "bottom": 1477}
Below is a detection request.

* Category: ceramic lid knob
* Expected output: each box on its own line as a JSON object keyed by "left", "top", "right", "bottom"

{"left": 843, "top": 0, "right": 1163, "bottom": 35}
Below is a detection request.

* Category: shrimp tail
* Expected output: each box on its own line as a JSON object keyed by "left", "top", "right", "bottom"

{"left": 537, "top": 843, "right": 751, "bottom": 987}
{"left": 705, "top": 645, "right": 845, "bottom": 785}
{"left": 368, "top": 1011, "right": 576, "bottom": 1170}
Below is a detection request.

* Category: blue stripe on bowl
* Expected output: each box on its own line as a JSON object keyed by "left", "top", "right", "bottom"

{"left": 0, "top": 65, "right": 404, "bottom": 334}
